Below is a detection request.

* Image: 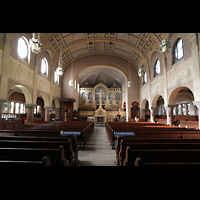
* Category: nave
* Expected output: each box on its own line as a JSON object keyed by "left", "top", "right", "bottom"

{"left": 77, "top": 124, "right": 116, "bottom": 166}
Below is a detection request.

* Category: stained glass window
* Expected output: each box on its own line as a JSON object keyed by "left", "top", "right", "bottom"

{"left": 178, "top": 104, "right": 182, "bottom": 115}
{"left": 182, "top": 103, "right": 186, "bottom": 115}
{"left": 10, "top": 102, "right": 14, "bottom": 114}
{"left": 14, "top": 102, "right": 19, "bottom": 114}
{"left": 20, "top": 103, "right": 24, "bottom": 114}
{"left": 187, "top": 103, "right": 190, "bottom": 115}
{"left": 161, "top": 106, "right": 166, "bottom": 115}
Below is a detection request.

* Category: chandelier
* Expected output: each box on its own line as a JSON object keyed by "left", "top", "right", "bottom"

{"left": 160, "top": 39, "right": 171, "bottom": 54}
{"left": 138, "top": 68, "right": 144, "bottom": 77}
{"left": 29, "top": 33, "right": 42, "bottom": 54}
{"left": 56, "top": 50, "right": 64, "bottom": 76}
{"left": 127, "top": 81, "right": 132, "bottom": 88}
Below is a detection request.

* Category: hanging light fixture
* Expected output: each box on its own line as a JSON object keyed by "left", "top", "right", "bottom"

{"left": 29, "top": 33, "right": 42, "bottom": 54}
{"left": 56, "top": 50, "right": 64, "bottom": 76}
{"left": 159, "top": 39, "right": 171, "bottom": 54}
{"left": 138, "top": 68, "right": 144, "bottom": 77}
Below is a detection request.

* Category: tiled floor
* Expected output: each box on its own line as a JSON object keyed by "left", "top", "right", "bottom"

{"left": 77, "top": 124, "right": 116, "bottom": 166}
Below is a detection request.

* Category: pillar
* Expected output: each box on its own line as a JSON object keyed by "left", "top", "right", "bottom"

{"left": 140, "top": 108, "right": 145, "bottom": 120}
{"left": 0, "top": 33, "right": 13, "bottom": 100}
{"left": 25, "top": 104, "right": 35, "bottom": 124}
{"left": 44, "top": 106, "right": 51, "bottom": 122}
{"left": 166, "top": 105, "right": 176, "bottom": 126}
{"left": 0, "top": 99, "right": 7, "bottom": 124}
{"left": 55, "top": 108, "right": 60, "bottom": 119}
{"left": 193, "top": 101, "right": 200, "bottom": 130}
{"left": 150, "top": 107, "right": 156, "bottom": 123}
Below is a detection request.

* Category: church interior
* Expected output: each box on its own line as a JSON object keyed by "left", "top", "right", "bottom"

{"left": 1, "top": 33, "right": 200, "bottom": 166}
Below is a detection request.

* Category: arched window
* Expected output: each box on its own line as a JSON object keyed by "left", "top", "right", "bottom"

{"left": 154, "top": 59, "right": 160, "bottom": 77}
{"left": 41, "top": 58, "right": 48, "bottom": 77}
{"left": 17, "top": 37, "right": 28, "bottom": 60}
{"left": 54, "top": 70, "right": 59, "bottom": 84}
{"left": 175, "top": 38, "right": 184, "bottom": 60}
{"left": 142, "top": 71, "right": 147, "bottom": 84}
{"left": 115, "top": 92, "right": 120, "bottom": 100}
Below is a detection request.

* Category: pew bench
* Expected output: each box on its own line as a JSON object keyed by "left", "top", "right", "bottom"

{"left": 0, "top": 156, "right": 51, "bottom": 166}
{"left": 0, "top": 139, "right": 74, "bottom": 166}
{"left": 0, "top": 136, "right": 78, "bottom": 165}
{"left": 123, "top": 147, "right": 200, "bottom": 166}
{"left": 118, "top": 141, "right": 200, "bottom": 166}
{"left": 0, "top": 146, "right": 68, "bottom": 166}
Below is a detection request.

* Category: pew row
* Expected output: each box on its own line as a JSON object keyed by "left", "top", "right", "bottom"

{"left": 124, "top": 147, "right": 200, "bottom": 166}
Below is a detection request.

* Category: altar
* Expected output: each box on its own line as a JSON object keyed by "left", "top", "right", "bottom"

{"left": 94, "top": 115, "right": 106, "bottom": 123}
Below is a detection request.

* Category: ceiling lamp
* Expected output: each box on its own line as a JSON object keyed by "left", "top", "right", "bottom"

{"left": 56, "top": 50, "right": 64, "bottom": 76}
{"left": 29, "top": 33, "right": 42, "bottom": 54}
{"left": 138, "top": 68, "right": 144, "bottom": 77}
{"left": 127, "top": 81, "right": 132, "bottom": 88}
{"left": 160, "top": 39, "right": 171, "bottom": 54}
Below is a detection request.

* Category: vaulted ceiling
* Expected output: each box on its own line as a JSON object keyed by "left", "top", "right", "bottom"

{"left": 41, "top": 33, "right": 166, "bottom": 70}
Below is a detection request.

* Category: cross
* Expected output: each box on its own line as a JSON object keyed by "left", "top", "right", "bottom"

{"left": 96, "top": 89, "right": 105, "bottom": 107}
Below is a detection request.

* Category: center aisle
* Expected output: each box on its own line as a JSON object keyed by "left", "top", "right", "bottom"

{"left": 77, "top": 123, "right": 116, "bottom": 166}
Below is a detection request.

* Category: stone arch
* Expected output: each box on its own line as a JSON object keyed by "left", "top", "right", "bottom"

{"left": 151, "top": 94, "right": 165, "bottom": 108}
{"left": 8, "top": 85, "right": 32, "bottom": 104}
{"left": 52, "top": 98, "right": 60, "bottom": 109}
{"left": 141, "top": 98, "right": 149, "bottom": 110}
{"left": 168, "top": 86, "right": 194, "bottom": 105}
{"left": 37, "top": 93, "right": 50, "bottom": 107}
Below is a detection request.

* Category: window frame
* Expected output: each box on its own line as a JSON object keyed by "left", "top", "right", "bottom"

{"left": 41, "top": 57, "right": 49, "bottom": 77}
{"left": 142, "top": 71, "right": 147, "bottom": 85}
{"left": 174, "top": 38, "right": 184, "bottom": 61}
{"left": 154, "top": 59, "right": 160, "bottom": 77}
{"left": 17, "top": 36, "right": 30, "bottom": 63}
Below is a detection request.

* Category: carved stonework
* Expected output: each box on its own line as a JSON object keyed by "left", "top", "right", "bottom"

{"left": 37, "top": 74, "right": 50, "bottom": 93}
{"left": 8, "top": 58, "right": 34, "bottom": 87}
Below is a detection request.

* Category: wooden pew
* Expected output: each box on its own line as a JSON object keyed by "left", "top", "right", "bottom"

{"left": 0, "top": 139, "right": 73, "bottom": 166}
{"left": 0, "top": 135, "right": 78, "bottom": 165}
{"left": 124, "top": 147, "right": 200, "bottom": 166}
{"left": 0, "top": 145, "right": 67, "bottom": 166}
{"left": 118, "top": 140, "right": 200, "bottom": 166}
{"left": 0, "top": 156, "right": 51, "bottom": 166}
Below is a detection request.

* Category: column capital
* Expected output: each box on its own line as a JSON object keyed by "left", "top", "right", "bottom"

{"left": 150, "top": 107, "right": 157, "bottom": 111}
{"left": 0, "top": 99, "right": 7, "bottom": 105}
{"left": 193, "top": 101, "right": 200, "bottom": 108}
{"left": 43, "top": 106, "right": 52, "bottom": 110}
{"left": 167, "top": 104, "right": 176, "bottom": 109}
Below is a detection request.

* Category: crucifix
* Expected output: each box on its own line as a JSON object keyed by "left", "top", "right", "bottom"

{"left": 96, "top": 89, "right": 105, "bottom": 107}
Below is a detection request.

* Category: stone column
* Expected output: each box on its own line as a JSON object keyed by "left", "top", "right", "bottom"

{"left": 44, "top": 106, "right": 51, "bottom": 122}
{"left": 140, "top": 109, "right": 145, "bottom": 120}
{"left": 166, "top": 105, "right": 176, "bottom": 126}
{"left": 0, "top": 99, "right": 7, "bottom": 124}
{"left": 25, "top": 104, "right": 36, "bottom": 124}
{"left": 193, "top": 101, "right": 200, "bottom": 130}
{"left": 0, "top": 33, "right": 13, "bottom": 100}
{"left": 55, "top": 108, "right": 60, "bottom": 119}
{"left": 150, "top": 107, "right": 156, "bottom": 123}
